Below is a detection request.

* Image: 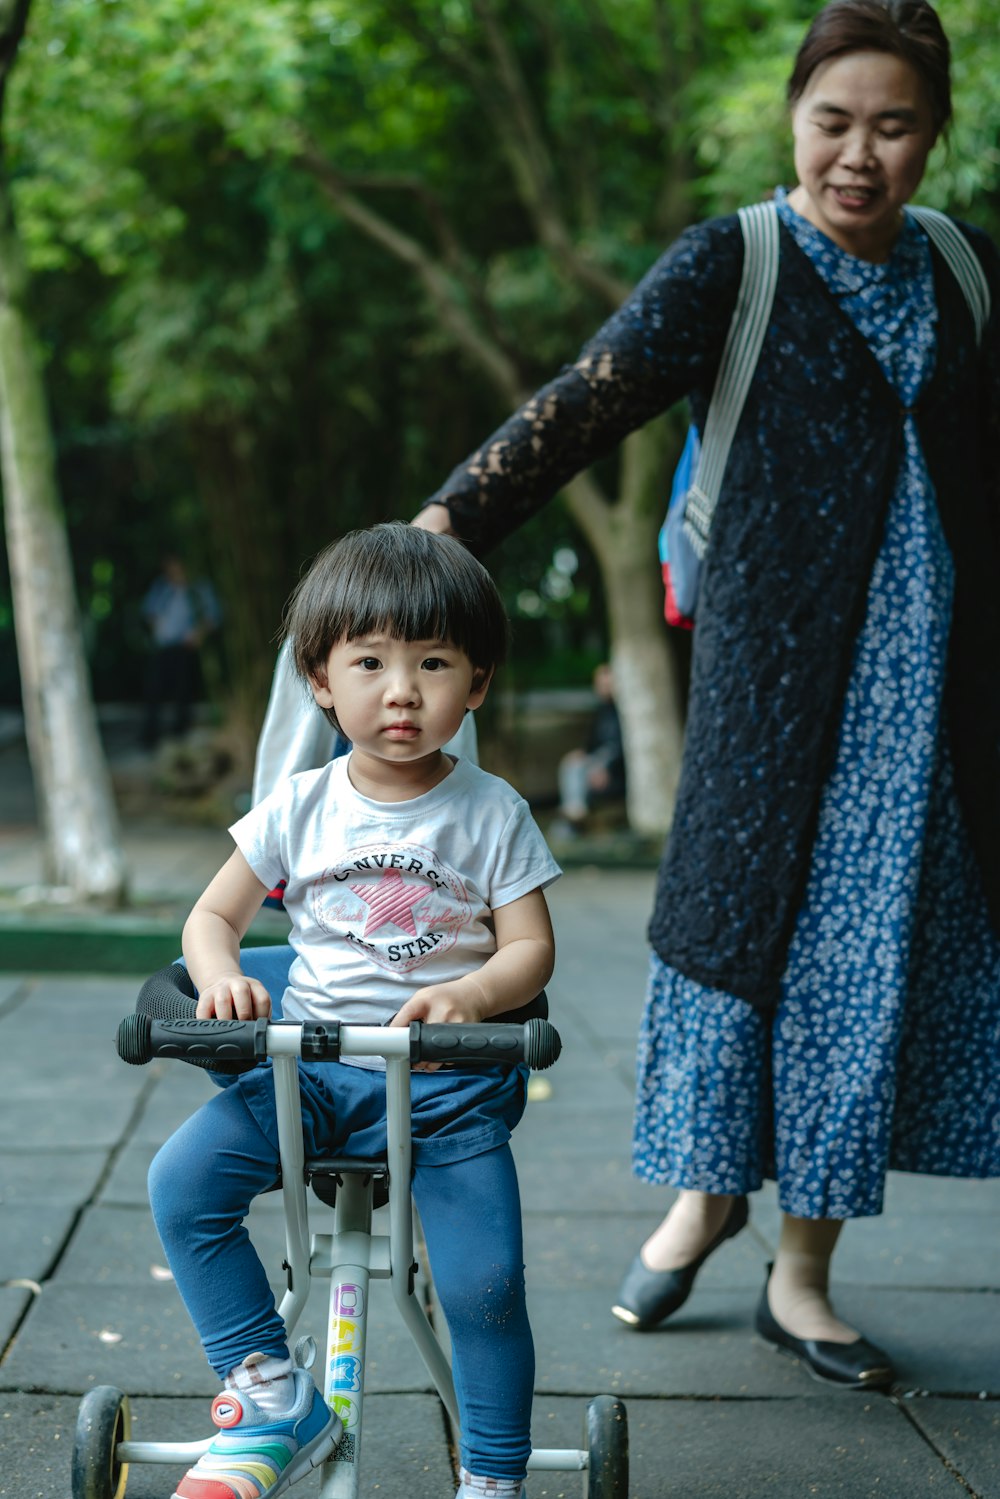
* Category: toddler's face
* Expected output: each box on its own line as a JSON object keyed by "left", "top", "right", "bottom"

{"left": 310, "top": 635, "right": 490, "bottom": 768}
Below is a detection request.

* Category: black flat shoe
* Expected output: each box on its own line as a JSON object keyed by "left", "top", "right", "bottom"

{"left": 755, "top": 1272, "right": 895, "bottom": 1389}
{"left": 611, "top": 1194, "right": 749, "bottom": 1330}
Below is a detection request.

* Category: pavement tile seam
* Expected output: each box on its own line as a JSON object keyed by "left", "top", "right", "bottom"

{"left": 2, "top": 1381, "right": 443, "bottom": 1399}
{"left": 0, "top": 1284, "right": 35, "bottom": 1350}
{"left": 892, "top": 1399, "right": 984, "bottom": 1498}
{"left": 0, "top": 974, "right": 36, "bottom": 1022}
{"left": 582, "top": 1379, "right": 997, "bottom": 1401}
{"left": 0, "top": 1070, "right": 163, "bottom": 1341}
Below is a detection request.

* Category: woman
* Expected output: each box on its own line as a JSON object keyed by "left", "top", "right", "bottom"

{"left": 414, "top": 0, "right": 1000, "bottom": 1387}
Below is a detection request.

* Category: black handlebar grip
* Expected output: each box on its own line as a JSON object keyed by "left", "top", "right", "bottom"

{"left": 410, "top": 1018, "right": 561, "bottom": 1070}
{"left": 521, "top": 1017, "right": 562, "bottom": 1070}
{"left": 135, "top": 963, "right": 198, "bottom": 1017}
{"left": 117, "top": 1015, "right": 269, "bottom": 1067}
{"left": 117, "top": 1012, "right": 153, "bottom": 1066}
{"left": 132, "top": 964, "right": 256, "bottom": 1074}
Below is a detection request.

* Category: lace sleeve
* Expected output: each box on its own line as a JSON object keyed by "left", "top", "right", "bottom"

{"left": 422, "top": 216, "right": 744, "bottom": 552}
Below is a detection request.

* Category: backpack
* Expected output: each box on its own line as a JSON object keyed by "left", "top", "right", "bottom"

{"left": 659, "top": 202, "right": 991, "bottom": 630}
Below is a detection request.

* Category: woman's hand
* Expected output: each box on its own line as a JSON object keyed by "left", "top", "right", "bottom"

{"left": 410, "top": 503, "right": 456, "bottom": 537}
{"left": 195, "top": 974, "right": 272, "bottom": 1021}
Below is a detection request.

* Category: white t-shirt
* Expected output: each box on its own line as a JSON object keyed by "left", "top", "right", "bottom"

{"left": 230, "top": 755, "right": 560, "bottom": 1055}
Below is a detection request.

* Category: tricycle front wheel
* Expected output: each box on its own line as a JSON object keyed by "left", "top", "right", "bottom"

{"left": 72, "top": 1385, "right": 131, "bottom": 1499}
{"left": 583, "top": 1394, "right": 628, "bottom": 1498}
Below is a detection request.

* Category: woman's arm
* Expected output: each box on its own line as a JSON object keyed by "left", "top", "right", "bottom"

{"left": 182, "top": 849, "right": 272, "bottom": 1019}
{"left": 417, "top": 217, "right": 744, "bottom": 553}
{"left": 389, "top": 887, "right": 555, "bottom": 1028}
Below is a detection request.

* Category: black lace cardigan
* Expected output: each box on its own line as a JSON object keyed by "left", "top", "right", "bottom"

{"left": 422, "top": 214, "right": 1000, "bottom": 1011}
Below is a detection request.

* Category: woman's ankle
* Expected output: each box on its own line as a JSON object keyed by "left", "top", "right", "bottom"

{"left": 641, "top": 1190, "right": 738, "bottom": 1272}
{"left": 768, "top": 1248, "right": 858, "bottom": 1345}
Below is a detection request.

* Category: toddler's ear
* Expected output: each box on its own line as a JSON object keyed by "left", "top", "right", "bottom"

{"left": 310, "top": 670, "right": 335, "bottom": 709}
{"left": 468, "top": 665, "right": 494, "bottom": 709}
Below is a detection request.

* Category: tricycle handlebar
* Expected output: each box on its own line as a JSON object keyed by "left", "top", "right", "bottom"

{"left": 117, "top": 1013, "right": 561, "bottom": 1071}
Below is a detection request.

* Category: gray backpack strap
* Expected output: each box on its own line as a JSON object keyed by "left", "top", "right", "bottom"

{"left": 908, "top": 205, "right": 991, "bottom": 347}
{"left": 683, "top": 201, "right": 780, "bottom": 559}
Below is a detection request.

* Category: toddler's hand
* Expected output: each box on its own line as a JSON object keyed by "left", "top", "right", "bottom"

{"left": 390, "top": 979, "right": 487, "bottom": 1028}
{"left": 389, "top": 980, "right": 487, "bottom": 1070}
{"left": 195, "top": 974, "right": 271, "bottom": 1021}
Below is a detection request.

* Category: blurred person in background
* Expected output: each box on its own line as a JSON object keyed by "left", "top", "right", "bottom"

{"left": 552, "top": 662, "right": 625, "bottom": 837}
{"left": 140, "top": 554, "right": 221, "bottom": 749}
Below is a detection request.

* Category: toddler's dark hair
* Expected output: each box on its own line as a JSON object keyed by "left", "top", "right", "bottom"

{"left": 283, "top": 523, "right": 509, "bottom": 731}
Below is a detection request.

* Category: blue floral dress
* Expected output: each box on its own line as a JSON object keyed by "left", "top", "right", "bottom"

{"left": 633, "top": 191, "right": 1000, "bottom": 1218}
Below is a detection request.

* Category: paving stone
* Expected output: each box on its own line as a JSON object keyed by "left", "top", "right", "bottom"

{"left": 527, "top": 1283, "right": 1000, "bottom": 1401}
{"left": 546, "top": 997, "right": 645, "bottom": 1056}
{"left": 729, "top": 1178, "right": 1000, "bottom": 1283}
{"left": 8, "top": 1229, "right": 436, "bottom": 1398}
{"left": 882, "top": 1174, "right": 1000, "bottom": 1214}
{"left": 4, "top": 875, "right": 998, "bottom": 1498}
{"left": 907, "top": 1396, "right": 1000, "bottom": 1498}
{"left": 0, "top": 1284, "right": 31, "bottom": 1349}
{"left": 129, "top": 1067, "right": 221, "bottom": 1143}
{"left": 0, "top": 1282, "right": 218, "bottom": 1397}
{"left": 97, "top": 1140, "right": 160, "bottom": 1206}
{"left": 0, "top": 973, "right": 30, "bottom": 1010}
{"left": 0, "top": 1204, "right": 77, "bottom": 1283}
{"left": 514, "top": 1104, "right": 635, "bottom": 1160}
{"left": 0, "top": 1089, "right": 140, "bottom": 1150}
{"left": 516, "top": 1150, "right": 668, "bottom": 1217}
{"left": 14, "top": 973, "right": 140, "bottom": 1013}
{"left": 830, "top": 1211, "right": 1000, "bottom": 1289}
{"left": 854, "top": 1290, "right": 1000, "bottom": 1394}
{"left": 100, "top": 1114, "right": 363, "bottom": 1208}
{"left": 0, "top": 1148, "right": 108, "bottom": 1207}
{"left": 0, "top": 1391, "right": 454, "bottom": 1498}
{"left": 547, "top": 872, "right": 652, "bottom": 1026}
{"left": 48, "top": 1204, "right": 174, "bottom": 1289}
{"left": 531, "top": 1394, "right": 966, "bottom": 1499}
{"left": 529, "top": 1046, "right": 632, "bottom": 1103}
{"left": 527, "top": 1288, "right": 830, "bottom": 1399}
{"left": 0, "top": 1007, "right": 133, "bottom": 1067}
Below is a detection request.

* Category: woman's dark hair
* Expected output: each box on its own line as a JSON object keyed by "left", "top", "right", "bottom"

{"left": 788, "top": 0, "right": 951, "bottom": 136}
{"left": 284, "top": 523, "right": 509, "bottom": 729}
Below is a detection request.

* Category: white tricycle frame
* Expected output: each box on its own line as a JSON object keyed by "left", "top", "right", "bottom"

{"left": 73, "top": 989, "right": 628, "bottom": 1499}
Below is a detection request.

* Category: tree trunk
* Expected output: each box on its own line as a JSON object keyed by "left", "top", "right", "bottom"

{"left": 564, "top": 419, "right": 684, "bottom": 837}
{"left": 0, "top": 177, "right": 127, "bottom": 901}
{"left": 603, "top": 544, "right": 683, "bottom": 838}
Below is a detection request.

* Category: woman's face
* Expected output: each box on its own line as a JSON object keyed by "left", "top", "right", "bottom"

{"left": 789, "top": 50, "right": 937, "bottom": 262}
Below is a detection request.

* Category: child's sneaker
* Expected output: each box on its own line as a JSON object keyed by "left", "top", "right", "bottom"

{"left": 455, "top": 1475, "right": 526, "bottom": 1498}
{"left": 173, "top": 1368, "right": 341, "bottom": 1498}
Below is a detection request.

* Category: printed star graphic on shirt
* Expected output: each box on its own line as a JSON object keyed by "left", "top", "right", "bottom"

{"left": 350, "top": 866, "right": 426, "bottom": 937}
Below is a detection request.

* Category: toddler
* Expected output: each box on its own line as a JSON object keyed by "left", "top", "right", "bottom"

{"left": 149, "top": 522, "right": 559, "bottom": 1499}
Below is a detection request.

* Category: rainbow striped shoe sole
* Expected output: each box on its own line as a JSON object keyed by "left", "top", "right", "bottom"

{"left": 173, "top": 1371, "right": 341, "bottom": 1498}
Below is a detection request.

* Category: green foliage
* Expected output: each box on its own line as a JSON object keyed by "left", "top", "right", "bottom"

{"left": 3, "top": 0, "right": 999, "bottom": 714}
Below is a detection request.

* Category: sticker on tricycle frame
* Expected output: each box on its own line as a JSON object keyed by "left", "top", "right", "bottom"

{"left": 328, "top": 1280, "right": 365, "bottom": 1460}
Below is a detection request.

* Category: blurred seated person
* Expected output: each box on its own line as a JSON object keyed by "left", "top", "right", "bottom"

{"left": 554, "top": 663, "right": 625, "bottom": 835}
{"left": 140, "top": 554, "right": 221, "bottom": 749}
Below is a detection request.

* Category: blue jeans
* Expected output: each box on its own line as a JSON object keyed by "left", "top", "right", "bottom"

{"left": 149, "top": 1078, "right": 533, "bottom": 1479}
